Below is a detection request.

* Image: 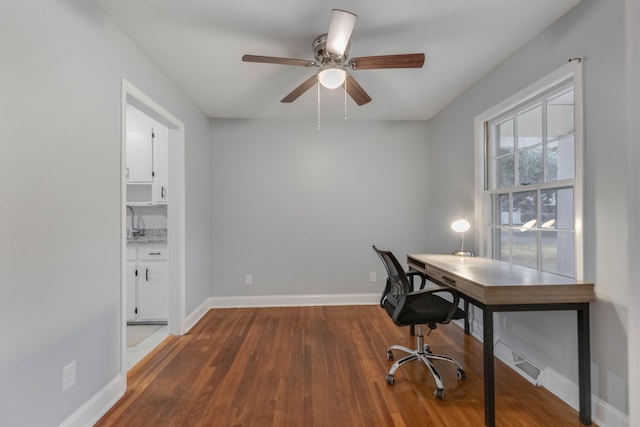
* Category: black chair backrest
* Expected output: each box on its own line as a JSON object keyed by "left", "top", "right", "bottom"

{"left": 373, "top": 245, "right": 413, "bottom": 301}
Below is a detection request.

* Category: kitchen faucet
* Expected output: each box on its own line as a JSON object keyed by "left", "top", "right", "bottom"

{"left": 127, "top": 205, "right": 143, "bottom": 238}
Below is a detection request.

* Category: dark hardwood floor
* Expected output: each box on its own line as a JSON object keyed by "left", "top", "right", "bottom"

{"left": 97, "top": 305, "right": 591, "bottom": 426}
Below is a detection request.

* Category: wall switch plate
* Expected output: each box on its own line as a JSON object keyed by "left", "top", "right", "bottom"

{"left": 63, "top": 361, "right": 76, "bottom": 391}
{"left": 245, "top": 274, "right": 253, "bottom": 286}
{"left": 370, "top": 272, "right": 377, "bottom": 283}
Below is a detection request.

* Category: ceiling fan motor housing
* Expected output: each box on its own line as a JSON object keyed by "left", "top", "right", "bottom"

{"left": 313, "top": 34, "right": 349, "bottom": 64}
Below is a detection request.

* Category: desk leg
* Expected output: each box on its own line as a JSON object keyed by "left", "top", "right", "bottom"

{"left": 483, "top": 308, "right": 495, "bottom": 427}
{"left": 464, "top": 299, "right": 470, "bottom": 335}
{"left": 577, "top": 304, "right": 592, "bottom": 425}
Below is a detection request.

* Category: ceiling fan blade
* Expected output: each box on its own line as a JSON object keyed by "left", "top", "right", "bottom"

{"left": 348, "top": 53, "right": 425, "bottom": 70}
{"left": 326, "top": 9, "right": 357, "bottom": 57}
{"left": 344, "top": 74, "right": 372, "bottom": 106}
{"left": 242, "top": 54, "right": 316, "bottom": 67}
{"left": 281, "top": 75, "right": 318, "bottom": 103}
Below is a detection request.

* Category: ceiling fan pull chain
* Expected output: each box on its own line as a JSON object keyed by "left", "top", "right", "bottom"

{"left": 344, "top": 77, "right": 348, "bottom": 120}
{"left": 317, "top": 82, "right": 321, "bottom": 130}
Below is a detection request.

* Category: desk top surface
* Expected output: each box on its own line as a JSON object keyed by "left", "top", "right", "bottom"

{"left": 407, "top": 254, "right": 595, "bottom": 305}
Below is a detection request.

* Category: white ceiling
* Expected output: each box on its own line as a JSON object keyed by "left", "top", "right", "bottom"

{"left": 95, "top": 0, "right": 581, "bottom": 121}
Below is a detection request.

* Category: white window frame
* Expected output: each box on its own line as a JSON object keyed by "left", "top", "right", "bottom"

{"left": 473, "top": 61, "right": 584, "bottom": 279}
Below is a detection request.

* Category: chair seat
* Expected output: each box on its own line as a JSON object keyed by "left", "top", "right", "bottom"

{"left": 384, "top": 293, "right": 465, "bottom": 327}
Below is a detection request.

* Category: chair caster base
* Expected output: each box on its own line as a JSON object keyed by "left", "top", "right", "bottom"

{"left": 387, "top": 350, "right": 394, "bottom": 361}
{"left": 435, "top": 388, "right": 445, "bottom": 400}
{"left": 386, "top": 374, "right": 395, "bottom": 385}
{"left": 457, "top": 369, "right": 467, "bottom": 380}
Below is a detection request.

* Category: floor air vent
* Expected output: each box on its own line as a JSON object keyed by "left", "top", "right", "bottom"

{"left": 494, "top": 340, "right": 544, "bottom": 385}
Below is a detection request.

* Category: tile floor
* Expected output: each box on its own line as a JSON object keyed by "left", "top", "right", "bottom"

{"left": 126, "top": 324, "right": 168, "bottom": 371}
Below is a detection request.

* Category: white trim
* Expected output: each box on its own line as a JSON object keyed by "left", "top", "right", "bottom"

{"left": 120, "top": 80, "right": 187, "bottom": 390}
{"left": 474, "top": 60, "right": 584, "bottom": 278}
{"left": 184, "top": 296, "right": 212, "bottom": 333}
{"left": 573, "top": 62, "right": 585, "bottom": 280}
{"left": 450, "top": 320, "right": 629, "bottom": 427}
{"left": 592, "top": 395, "right": 631, "bottom": 427}
{"left": 58, "top": 375, "right": 125, "bottom": 427}
{"left": 208, "top": 293, "right": 380, "bottom": 309}
{"left": 540, "top": 367, "right": 629, "bottom": 427}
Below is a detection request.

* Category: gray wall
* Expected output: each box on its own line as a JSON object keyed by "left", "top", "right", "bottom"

{"left": 210, "top": 119, "right": 430, "bottom": 297}
{"left": 0, "top": 0, "right": 211, "bottom": 425}
{"left": 427, "top": 0, "right": 630, "bottom": 415}
{"left": 627, "top": 0, "right": 640, "bottom": 424}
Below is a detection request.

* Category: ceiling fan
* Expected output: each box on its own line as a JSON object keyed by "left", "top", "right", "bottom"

{"left": 242, "top": 9, "right": 425, "bottom": 106}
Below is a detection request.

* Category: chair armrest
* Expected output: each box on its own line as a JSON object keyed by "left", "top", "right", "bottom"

{"left": 392, "top": 287, "right": 461, "bottom": 325}
{"left": 406, "top": 271, "right": 427, "bottom": 290}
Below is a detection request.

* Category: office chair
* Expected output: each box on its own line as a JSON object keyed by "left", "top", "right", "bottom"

{"left": 373, "top": 245, "right": 466, "bottom": 399}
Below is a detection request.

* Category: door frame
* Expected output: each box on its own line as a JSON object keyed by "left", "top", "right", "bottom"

{"left": 120, "top": 79, "right": 186, "bottom": 380}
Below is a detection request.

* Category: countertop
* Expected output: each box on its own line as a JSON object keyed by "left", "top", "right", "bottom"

{"left": 127, "top": 228, "right": 167, "bottom": 246}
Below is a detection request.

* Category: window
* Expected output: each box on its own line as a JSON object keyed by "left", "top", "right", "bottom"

{"left": 475, "top": 62, "right": 584, "bottom": 279}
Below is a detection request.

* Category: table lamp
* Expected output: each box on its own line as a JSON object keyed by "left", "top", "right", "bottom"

{"left": 451, "top": 218, "right": 473, "bottom": 256}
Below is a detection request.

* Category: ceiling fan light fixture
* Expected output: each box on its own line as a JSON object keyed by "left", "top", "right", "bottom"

{"left": 318, "top": 67, "right": 346, "bottom": 89}
{"left": 326, "top": 9, "right": 357, "bottom": 57}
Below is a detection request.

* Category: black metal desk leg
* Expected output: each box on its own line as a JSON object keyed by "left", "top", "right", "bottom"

{"left": 577, "top": 304, "right": 592, "bottom": 425}
{"left": 483, "top": 308, "right": 495, "bottom": 427}
{"left": 464, "top": 299, "right": 470, "bottom": 335}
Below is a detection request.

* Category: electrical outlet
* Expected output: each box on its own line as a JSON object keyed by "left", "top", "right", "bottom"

{"left": 63, "top": 361, "right": 76, "bottom": 391}
{"left": 245, "top": 274, "right": 253, "bottom": 286}
{"left": 370, "top": 272, "right": 377, "bottom": 283}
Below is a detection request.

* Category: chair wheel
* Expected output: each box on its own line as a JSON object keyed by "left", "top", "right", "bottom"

{"left": 435, "top": 388, "right": 445, "bottom": 400}
{"left": 386, "top": 350, "right": 394, "bottom": 361}
{"left": 386, "top": 375, "right": 395, "bottom": 385}
{"left": 423, "top": 344, "right": 432, "bottom": 354}
{"left": 457, "top": 369, "right": 467, "bottom": 380}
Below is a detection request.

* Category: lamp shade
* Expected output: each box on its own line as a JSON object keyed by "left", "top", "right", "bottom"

{"left": 451, "top": 218, "right": 471, "bottom": 233}
{"left": 318, "top": 67, "right": 346, "bottom": 89}
{"left": 326, "top": 9, "right": 357, "bottom": 57}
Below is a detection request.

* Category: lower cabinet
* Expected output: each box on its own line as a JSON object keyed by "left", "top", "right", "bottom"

{"left": 127, "top": 245, "right": 168, "bottom": 323}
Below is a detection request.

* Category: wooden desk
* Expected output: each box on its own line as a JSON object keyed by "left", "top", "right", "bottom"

{"left": 407, "top": 254, "right": 595, "bottom": 427}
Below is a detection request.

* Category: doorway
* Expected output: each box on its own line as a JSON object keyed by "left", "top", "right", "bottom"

{"left": 121, "top": 80, "right": 186, "bottom": 378}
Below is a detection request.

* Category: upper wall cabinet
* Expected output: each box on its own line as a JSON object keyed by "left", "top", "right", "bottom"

{"left": 126, "top": 127, "right": 154, "bottom": 183}
{"left": 152, "top": 126, "right": 168, "bottom": 204}
{"left": 126, "top": 106, "right": 169, "bottom": 205}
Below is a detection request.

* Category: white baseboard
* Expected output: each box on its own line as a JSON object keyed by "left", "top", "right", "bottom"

{"left": 58, "top": 374, "right": 124, "bottom": 427}
{"left": 208, "top": 293, "right": 380, "bottom": 308}
{"left": 592, "top": 395, "right": 629, "bottom": 427}
{"left": 184, "top": 297, "right": 212, "bottom": 333}
{"left": 66, "top": 294, "right": 629, "bottom": 427}
{"left": 451, "top": 320, "right": 629, "bottom": 427}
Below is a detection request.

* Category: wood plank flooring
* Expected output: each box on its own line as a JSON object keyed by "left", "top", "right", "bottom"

{"left": 96, "top": 305, "right": 592, "bottom": 426}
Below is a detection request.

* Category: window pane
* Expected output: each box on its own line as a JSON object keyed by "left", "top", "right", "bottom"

{"left": 517, "top": 105, "right": 542, "bottom": 149}
{"left": 556, "top": 187, "right": 575, "bottom": 230}
{"left": 547, "top": 90, "right": 574, "bottom": 140}
{"left": 492, "top": 194, "right": 510, "bottom": 225}
{"left": 497, "top": 119, "right": 514, "bottom": 155}
{"left": 540, "top": 187, "right": 574, "bottom": 230}
{"left": 540, "top": 189, "right": 557, "bottom": 229}
{"left": 498, "top": 155, "right": 515, "bottom": 188}
{"left": 512, "top": 230, "right": 537, "bottom": 269}
{"left": 518, "top": 146, "right": 543, "bottom": 185}
{"left": 493, "top": 228, "right": 510, "bottom": 262}
{"left": 499, "top": 193, "right": 509, "bottom": 225}
{"left": 547, "top": 136, "right": 575, "bottom": 181}
{"left": 512, "top": 190, "right": 537, "bottom": 226}
{"left": 542, "top": 231, "right": 574, "bottom": 276}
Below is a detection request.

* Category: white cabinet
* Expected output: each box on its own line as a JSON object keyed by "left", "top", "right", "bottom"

{"left": 126, "top": 105, "right": 168, "bottom": 204}
{"left": 126, "top": 263, "right": 138, "bottom": 321}
{"left": 127, "top": 245, "right": 168, "bottom": 323}
{"left": 126, "top": 128, "right": 153, "bottom": 183}
{"left": 152, "top": 127, "right": 168, "bottom": 204}
{"left": 139, "top": 262, "right": 168, "bottom": 320}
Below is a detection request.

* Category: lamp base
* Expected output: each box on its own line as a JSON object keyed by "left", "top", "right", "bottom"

{"left": 452, "top": 250, "right": 474, "bottom": 257}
